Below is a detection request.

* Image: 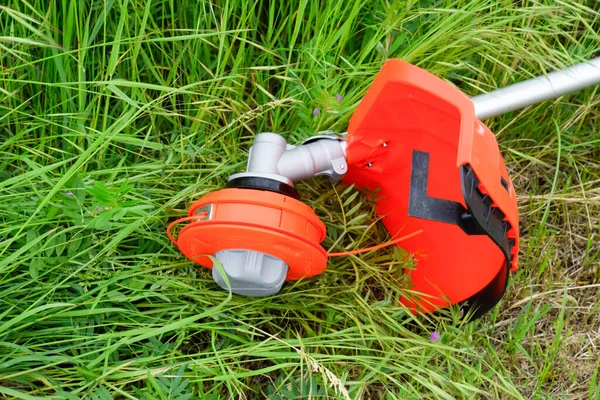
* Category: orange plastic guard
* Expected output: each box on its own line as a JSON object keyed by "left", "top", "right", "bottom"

{"left": 344, "top": 59, "right": 519, "bottom": 318}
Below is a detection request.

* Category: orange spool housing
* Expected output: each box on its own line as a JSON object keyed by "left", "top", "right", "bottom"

{"left": 343, "top": 59, "right": 520, "bottom": 316}
{"left": 174, "top": 188, "right": 328, "bottom": 280}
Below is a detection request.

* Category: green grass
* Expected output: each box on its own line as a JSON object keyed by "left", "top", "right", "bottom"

{"left": 1, "top": 0, "right": 599, "bottom": 398}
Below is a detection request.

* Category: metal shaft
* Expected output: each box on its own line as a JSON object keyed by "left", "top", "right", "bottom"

{"left": 472, "top": 57, "right": 600, "bottom": 120}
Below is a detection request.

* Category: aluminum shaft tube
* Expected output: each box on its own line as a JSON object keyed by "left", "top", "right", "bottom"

{"left": 472, "top": 57, "right": 600, "bottom": 120}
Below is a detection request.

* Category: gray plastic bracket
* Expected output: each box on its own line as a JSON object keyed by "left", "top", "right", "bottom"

{"left": 212, "top": 250, "right": 289, "bottom": 296}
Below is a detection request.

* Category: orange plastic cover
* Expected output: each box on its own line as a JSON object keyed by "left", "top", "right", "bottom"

{"left": 344, "top": 59, "right": 519, "bottom": 315}
{"left": 176, "top": 188, "right": 328, "bottom": 280}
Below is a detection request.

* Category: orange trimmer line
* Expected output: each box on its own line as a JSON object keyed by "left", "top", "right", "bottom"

{"left": 166, "top": 214, "right": 208, "bottom": 245}
{"left": 327, "top": 230, "right": 423, "bottom": 257}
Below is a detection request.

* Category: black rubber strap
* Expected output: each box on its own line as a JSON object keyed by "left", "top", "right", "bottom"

{"left": 408, "top": 150, "right": 468, "bottom": 226}
{"left": 408, "top": 150, "right": 514, "bottom": 320}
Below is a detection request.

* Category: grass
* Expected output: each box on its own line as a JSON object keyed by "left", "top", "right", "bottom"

{"left": 0, "top": 0, "right": 599, "bottom": 398}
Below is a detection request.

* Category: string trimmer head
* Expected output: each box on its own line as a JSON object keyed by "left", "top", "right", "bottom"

{"left": 168, "top": 57, "right": 600, "bottom": 319}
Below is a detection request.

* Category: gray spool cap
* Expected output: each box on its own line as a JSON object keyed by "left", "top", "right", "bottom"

{"left": 212, "top": 250, "right": 289, "bottom": 296}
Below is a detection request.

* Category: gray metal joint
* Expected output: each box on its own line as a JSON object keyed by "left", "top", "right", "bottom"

{"left": 278, "top": 137, "right": 347, "bottom": 183}
{"left": 242, "top": 132, "right": 347, "bottom": 184}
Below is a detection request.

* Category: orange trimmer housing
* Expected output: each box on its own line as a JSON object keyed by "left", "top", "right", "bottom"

{"left": 343, "top": 59, "right": 519, "bottom": 318}
{"left": 168, "top": 58, "right": 520, "bottom": 318}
